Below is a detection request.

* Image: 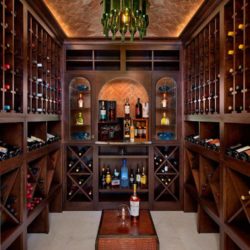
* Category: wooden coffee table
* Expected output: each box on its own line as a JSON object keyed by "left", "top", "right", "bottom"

{"left": 96, "top": 209, "right": 159, "bottom": 250}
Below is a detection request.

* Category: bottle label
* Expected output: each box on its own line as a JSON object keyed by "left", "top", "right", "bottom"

{"left": 130, "top": 200, "right": 139, "bottom": 217}
{"left": 236, "top": 146, "right": 250, "bottom": 153}
{"left": 141, "top": 175, "right": 146, "bottom": 185}
{"left": 100, "top": 110, "right": 106, "bottom": 119}
{"left": 125, "top": 105, "right": 130, "bottom": 114}
{"left": 161, "top": 99, "right": 167, "bottom": 108}
{"left": 136, "top": 174, "right": 141, "bottom": 182}
{"left": 78, "top": 100, "right": 84, "bottom": 108}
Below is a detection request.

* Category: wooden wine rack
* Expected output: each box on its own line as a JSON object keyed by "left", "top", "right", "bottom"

{"left": 27, "top": 13, "right": 61, "bottom": 115}
{"left": 185, "top": 14, "right": 220, "bottom": 115}
{"left": 183, "top": 0, "right": 250, "bottom": 249}
{"left": 65, "top": 145, "right": 93, "bottom": 209}
{"left": 153, "top": 146, "right": 180, "bottom": 204}
{"left": 0, "top": 0, "right": 23, "bottom": 113}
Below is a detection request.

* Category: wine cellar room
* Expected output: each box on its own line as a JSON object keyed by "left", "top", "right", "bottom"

{"left": 0, "top": 0, "right": 250, "bottom": 250}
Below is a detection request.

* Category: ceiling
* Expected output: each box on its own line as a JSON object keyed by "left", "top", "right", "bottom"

{"left": 43, "top": 0, "right": 205, "bottom": 38}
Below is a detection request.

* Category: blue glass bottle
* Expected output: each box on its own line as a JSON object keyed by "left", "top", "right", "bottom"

{"left": 120, "top": 159, "right": 129, "bottom": 188}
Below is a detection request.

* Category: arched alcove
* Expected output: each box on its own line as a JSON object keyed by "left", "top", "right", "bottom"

{"left": 98, "top": 77, "right": 149, "bottom": 118}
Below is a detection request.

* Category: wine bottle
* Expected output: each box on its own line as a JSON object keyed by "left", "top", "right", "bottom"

{"left": 129, "top": 168, "right": 135, "bottom": 186}
{"left": 100, "top": 101, "right": 107, "bottom": 121}
{"left": 239, "top": 148, "right": 250, "bottom": 162}
{"left": 241, "top": 195, "right": 250, "bottom": 201}
{"left": 140, "top": 166, "right": 147, "bottom": 188}
{"left": 130, "top": 184, "right": 140, "bottom": 222}
{"left": 135, "top": 164, "right": 141, "bottom": 187}
{"left": 68, "top": 159, "right": 76, "bottom": 168}
{"left": 142, "top": 102, "right": 149, "bottom": 118}
{"left": 226, "top": 143, "right": 243, "bottom": 156}
{"left": 124, "top": 98, "right": 130, "bottom": 118}
{"left": 234, "top": 145, "right": 250, "bottom": 159}
{"left": 68, "top": 184, "right": 77, "bottom": 196}
{"left": 120, "top": 159, "right": 129, "bottom": 188}
{"left": 235, "top": 106, "right": 243, "bottom": 113}
{"left": 135, "top": 98, "right": 142, "bottom": 118}
{"left": 78, "top": 93, "right": 84, "bottom": 108}
{"left": 207, "top": 138, "right": 220, "bottom": 151}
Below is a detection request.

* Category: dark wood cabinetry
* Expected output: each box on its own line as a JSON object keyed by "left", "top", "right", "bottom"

{"left": 0, "top": 1, "right": 63, "bottom": 249}
{"left": 183, "top": 0, "right": 250, "bottom": 249}
{"left": 63, "top": 43, "right": 182, "bottom": 211}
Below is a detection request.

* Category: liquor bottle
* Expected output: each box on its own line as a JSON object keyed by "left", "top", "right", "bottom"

{"left": 130, "top": 122, "right": 135, "bottom": 142}
{"left": 108, "top": 101, "right": 115, "bottom": 121}
{"left": 120, "top": 159, "right": 129, "bottom": 188}
{"left": 140, "top": 166, "right": 147, "bottom": 188}
{"left": 111, "top": 168, "right": 120, "bottom": 187}
{"left": 123, "top": 117, "right": 131, "bottom": 141}
{"left": 105, "top": 166, "right": 112, "bottom": 187}
{"left": 124, "top": 98, "right": 130, "bottom": 118}
{"left": 78, "top": 93, "right": 84, "bottom": 108}
{"left": 130, "top": 183, "right": 140, "bottom": 222}
{"left": 100, "top": 166, "right": 106, "bottom": 188}
{"left": 142, "top": 102, "right": 149, "bottom": 118}
{"left": 161, "top": 93, "right": 168, "bottom": 108}
{"left": 161, "top": 112, "right": 170, "bottom": 125}
{"left": 76, "top": 112, "right": 84, "bottom": 125}
{"left": 135, "top": 98, "right": 142, "bottom": 118}
{"left": 129, "top": 169, "right": 135, "bottom": 186}
{"left": 100, "top": 101, "right": 107, "bottom": 121}
{"left": 135, "top": 164, "right": 141, "bottom": 187}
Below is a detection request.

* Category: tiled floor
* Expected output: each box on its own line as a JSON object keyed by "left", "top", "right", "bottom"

{"left": 28, "top": 211, "right": 219, "bottom": 250}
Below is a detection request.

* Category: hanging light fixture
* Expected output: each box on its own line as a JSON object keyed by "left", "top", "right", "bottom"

{"left": 101, "top": 0, "right": 149, "bottom": 41}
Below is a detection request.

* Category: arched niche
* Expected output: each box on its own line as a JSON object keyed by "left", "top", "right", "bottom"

{"left": 98, "top": 77, "right": 149, "bottom": 118}
{"left": 69, "top": 77, "right": 91, "bottom": 140}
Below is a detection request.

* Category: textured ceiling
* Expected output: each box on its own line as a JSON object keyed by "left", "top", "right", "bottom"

{"left": 43, "top": 0, "right": 205, "bottom": 38}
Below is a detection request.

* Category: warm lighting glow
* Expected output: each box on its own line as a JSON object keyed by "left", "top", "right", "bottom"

{"left": 101, "top": 0, "right": 149, "bottom": 41}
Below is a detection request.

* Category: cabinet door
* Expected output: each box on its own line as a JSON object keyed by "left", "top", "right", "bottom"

{"left": 154, "top": 76, "right": 177, "bottom": 142}
{"left": 69, "top": 77, "right": 92, "bottom": 141}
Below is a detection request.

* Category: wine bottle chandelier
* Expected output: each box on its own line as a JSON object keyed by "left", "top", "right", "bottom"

{"left": 101, "top": 0, "right": 149, "bottom": 41}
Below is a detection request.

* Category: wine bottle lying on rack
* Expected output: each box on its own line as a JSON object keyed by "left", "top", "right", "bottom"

{"left": 27, "top": 136, "right": 46, "bottom": 151}
{"left": 226, "top": 144, "right": 250, "bottom": 161}
{"left": 46, "top": 133, "right": 61, "bottom": 143}
{"left": 0, "top": 141, "right": 21, "bottom": 161}
{"left": 185, "top": 135, "right": 200, "bottom": 143}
